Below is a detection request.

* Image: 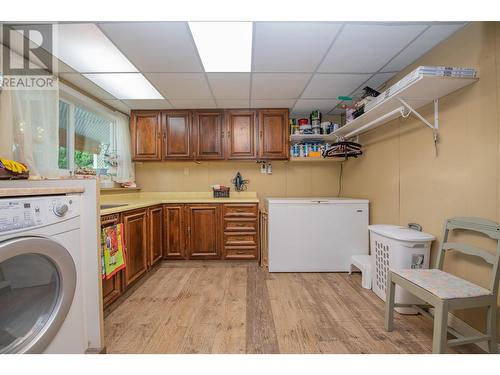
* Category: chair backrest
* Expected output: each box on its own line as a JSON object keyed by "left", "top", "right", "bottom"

{"left": 437, "top": 217, "right": 500, "bottom": 295}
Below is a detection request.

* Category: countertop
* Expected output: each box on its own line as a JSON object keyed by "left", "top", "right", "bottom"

{"left": 100, "top": 191, "right": 259, "bottom": 215}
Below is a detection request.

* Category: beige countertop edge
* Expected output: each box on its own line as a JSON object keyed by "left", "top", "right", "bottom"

{"left": 0, "top": 187, "right": 85, "bottom": 197}
{"left": 100, "top": 198, "right": 260, "bottom": 216}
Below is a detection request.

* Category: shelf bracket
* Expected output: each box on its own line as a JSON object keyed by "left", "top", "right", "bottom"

{"left": 398, "top": 98, "right": 440, "bottom": 155}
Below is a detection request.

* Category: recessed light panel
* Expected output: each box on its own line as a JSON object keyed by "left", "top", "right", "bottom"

{"left": 83, "top": 73, "right": 163, "bottom": 99}
{"left": 188, "top": 22, "right": 252, "bottom": 72}
{"left": 55, "top": 23, "right": 138, "bottom": 73}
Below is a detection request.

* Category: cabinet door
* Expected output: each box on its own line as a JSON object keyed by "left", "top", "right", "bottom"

{"left": 163, "top": 204, "right": 186, "bottom": 259}
{"left": 148, "top": 206, "right": 163, "bottom": 267}
{"left": 101, "top": 214, "right": 123, "bottom": 308}
{"left": 185, "top": 204, "right": 222, "bottom": 259}
{"left": 193, "top": 110, "right": 225, "bottom": 160}
{"left": 258, "top": 109, "right": 289, "bottom": 160}
{"left": 225, "top": 110, "right": 257, "bottom": 160}
{"left": 163, "top": 111, "right": 192, "bottom": 160}
{"left": 102, "top": 272, "right": 122, "bottom": 309}
{"left": 122, "top": 209, "right": 148, "bottom": 287}
{"left": 130, "top": 111, "right": 162, "bottom": 161}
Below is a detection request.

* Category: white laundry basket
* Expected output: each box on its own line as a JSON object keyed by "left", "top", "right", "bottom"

{"left": 369, "top": 225, "right": 435, "bottom": 314}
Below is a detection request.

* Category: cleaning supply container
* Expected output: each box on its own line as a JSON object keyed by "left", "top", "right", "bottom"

{"left": 369, "top": 224, "right": 435, "bottom": 314}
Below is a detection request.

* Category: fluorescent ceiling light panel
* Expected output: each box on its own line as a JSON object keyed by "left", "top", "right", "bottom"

{"left": 83, "top": 73, "right": 163, "bottom": 99}
{"left": 55, "top": 23, "right": 138, "bottom": 73}
{"left": 189, "top": 22, "right": 252, "bottom": 72}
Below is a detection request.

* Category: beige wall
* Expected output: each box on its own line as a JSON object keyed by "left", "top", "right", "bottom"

{"left": 342, "top": 22, "right": 500, "bottom": 340}
{"left": 135, "top": 160, "right": 341, "bottom": 203}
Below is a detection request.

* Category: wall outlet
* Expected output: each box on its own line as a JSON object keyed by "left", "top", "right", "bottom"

{"left": 183, "top": 167, "right": 189, "bottom": 176}
{"left": 266, "top": 163, "right": 272, "bottom": 174}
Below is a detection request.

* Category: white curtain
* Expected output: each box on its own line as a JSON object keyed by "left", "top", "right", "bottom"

{"left": 0, "top": 48, "right": 59, "bottom": 179}
{"left": 113, "top": 112, "right": 135, "bottom": 184}
{"left": 0, "top": 86, "right": 59, "bottom": 179}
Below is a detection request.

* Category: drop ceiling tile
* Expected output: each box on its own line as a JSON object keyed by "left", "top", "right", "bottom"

{"left": 99, "top": 22, "right": 203, "bottom": 72}
{"left": 383, "top": 24, "right": 465, "bottom": 72}
{"left": 103, "top": 99, "right": 131, "bottom": 114}
{"left": 253, "top": 22, "right": 342, "bottom": 72}
{"left": 216, "top": 99, "right": 250, "bottom": 108}
{"left": 59, "top": 73, "right": 116, "bottom": 100}
{"left": 122, "top": 99, "right": 173, "bottom": 110}
{"left": 251, "top": 73, "right": 311, "bottom": 99}
{"left": 145, "top": 73, "right": 213, "bottom": 99}
{"left": 169, "top": 99, "right": 216, "bottom": 109}
{"left": 207, "top": 73, "right": 250, "bottom": 99}
{"left": 250, "top": 99, "right": 296, "bottom": 108}
{"left": 351, "top": 72, "right": 397, "bottom": 96}
{"left": 318, "top": 24, "right": 427, "bottom": 73}
{"left": 301, "top": 73, "right": 371, "bottom": 99}
{"left": 292, "top": 99, "right": 340, "bottom": 114}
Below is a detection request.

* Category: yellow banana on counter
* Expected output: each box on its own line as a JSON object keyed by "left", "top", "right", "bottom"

{"left": 0, "top": 157, "right": 28, "bottom": 174}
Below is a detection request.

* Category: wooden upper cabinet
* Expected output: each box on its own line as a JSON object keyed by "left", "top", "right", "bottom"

{"left": 163, "top": 111, "right": 192, "bottom": 160}
{"left": 185, "top": 204, "right": 221, "bottom": 260}
{"left": 131, "top": 111, "right": 162, "bottom": 161}
{"left": 193, "top": 110, "right": 225, "bottom": 160}
{"left": 225, "top": 110, "right": 257, "bottom": 160}
{"left": 258, "top": 109, "right": 289, "bottom": 160}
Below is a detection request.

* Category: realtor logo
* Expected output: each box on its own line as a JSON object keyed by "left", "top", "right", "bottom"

{"left": 1, "top": 23, "right": 58, "bottom": 90}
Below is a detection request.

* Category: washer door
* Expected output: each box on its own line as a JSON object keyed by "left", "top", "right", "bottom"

{"left": 0, "top": 236, "right": 76, "bottom": 353}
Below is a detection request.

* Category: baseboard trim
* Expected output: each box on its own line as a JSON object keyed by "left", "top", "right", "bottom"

{"left": 447, "top": 313, "right": 500, "bottom": 352}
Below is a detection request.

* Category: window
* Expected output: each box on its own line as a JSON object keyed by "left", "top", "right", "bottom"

{"left": 58, "top": 98, "right": 116, "bottom": 175}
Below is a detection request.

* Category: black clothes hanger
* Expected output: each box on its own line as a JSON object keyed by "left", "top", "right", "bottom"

{"left": 323, "top": 140, "right": 363, "bottom": 159}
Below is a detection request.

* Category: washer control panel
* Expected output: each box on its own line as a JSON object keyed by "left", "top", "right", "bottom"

{"left": 0, "top": 195, "right": 80, "bottom": 233}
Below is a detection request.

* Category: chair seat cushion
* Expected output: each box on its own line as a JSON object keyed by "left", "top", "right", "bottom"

{"left": 392, "top": 269, "right": 491, "bottom": 299}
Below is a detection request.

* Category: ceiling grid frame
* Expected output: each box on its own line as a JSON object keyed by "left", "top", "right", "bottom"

{"left": 39, "top": 21, "right": 467, "bottom": 114}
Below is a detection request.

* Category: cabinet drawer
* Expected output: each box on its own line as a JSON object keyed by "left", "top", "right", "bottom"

{"left": 224, "top": 246, "right": 258, "bottom": 259}
{"left": 224, "top": 219, "right": 257, "bottom": 232}
{"left": 223, "top": 204, "right": 258, "bottom": 217}
{"left": 224, "top": 233, "right": 257, "bottom": 246}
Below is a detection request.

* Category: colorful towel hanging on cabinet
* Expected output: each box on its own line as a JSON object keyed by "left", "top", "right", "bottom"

{"left": 101, "top": 224, "right": 126, "bottom": 279}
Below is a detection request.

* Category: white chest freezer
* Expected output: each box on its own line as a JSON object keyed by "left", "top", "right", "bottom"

{"left": 266, "top": 198, "right": 369, "bottom": 272}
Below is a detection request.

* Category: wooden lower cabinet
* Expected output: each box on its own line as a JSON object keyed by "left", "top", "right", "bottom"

{"left": 163, "top": 204, "right": 186, "bottom": 259}
{"left": 148, "top": 205, "right": 163, "bottom": 267}
{"left": 185, "top": 204, "right": 222, "bottom": 259}
{"left": 102, "top": 272, "right": 123, "bottom": 309}
{"left": 122, "top": 209, "right": 149, "bottom": 287}
{"left": 102, "top": 202, "right": 259, "bottom": 308}
{"left": 100, "top": 214, "right": 124, "bottom": 309}
{"left": 222, "top": 204, "right": 259, "bottom": 260}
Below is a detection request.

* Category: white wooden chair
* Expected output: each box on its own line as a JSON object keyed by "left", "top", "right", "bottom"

{"left": 384, "top": 217, "right": 500, "bottom": 354}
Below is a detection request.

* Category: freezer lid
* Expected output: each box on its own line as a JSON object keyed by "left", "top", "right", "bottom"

{"left": 266, "top": 197, "right": 369, "bottom": 204}
{"left": 368, "top": 224, "right": 435, "bottom": 242}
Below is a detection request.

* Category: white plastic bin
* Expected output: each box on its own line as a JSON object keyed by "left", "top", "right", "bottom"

{"left": 369, "top": 225, "right": 435, "bottom": 314}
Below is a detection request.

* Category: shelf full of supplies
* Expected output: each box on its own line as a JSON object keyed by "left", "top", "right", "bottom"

{"left": 331, "top": 74, "right": 478, "bottom": 139}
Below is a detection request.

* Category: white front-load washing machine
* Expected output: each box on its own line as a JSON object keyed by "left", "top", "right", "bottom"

{"left": 0, "top": 194, "right": 86, "bottom": 353}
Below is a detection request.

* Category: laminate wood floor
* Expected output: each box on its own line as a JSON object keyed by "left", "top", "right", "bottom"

{"left": 104, "top": 262, "right": 483, "bottom": 354}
